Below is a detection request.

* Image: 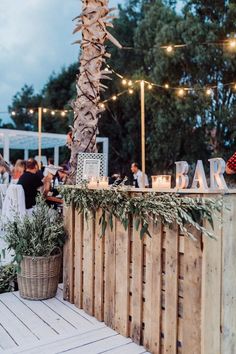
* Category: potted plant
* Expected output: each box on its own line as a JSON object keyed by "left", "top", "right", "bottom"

{"left": 4, "top": 197, "right": 66, "bottom": 300}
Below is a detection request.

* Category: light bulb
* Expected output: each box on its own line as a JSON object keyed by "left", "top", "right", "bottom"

{"left": 122, "top": 79, "right": 127, "bottom": 85}
{"left": 11, "top": 111, "right": 16, "bottom": 116}
{"left": 29, "top": 109, "right": 34, "bottom": 114}
{"left": 166, "top": 45, "right": 173, "bottom": 53}
{"left": 51, "top": 111, "right": 55, "bottom": 116}
{"left": 105, "top": 67, "right": 109, "bottom": 72}
{"left": 164, "top": 83, "right": 169, "bottom": 89}
{"left": 112, "top": 95, "right": 117, "bottom": 101}
{"left": 229, "top": 39, "right": 236, "bottom": 49}
{"left": 177, "top": 88, "right": 185, "bottom": 97}
{"left": 148, "top": 84, "right": 152, "bottom": 90}
{"left": 128, "top": 80, "right": 132, "bottom": 86}
{"left": 43, "top": 108, "right": 47, "bottom": 113}
{"left": 206, "top": 88, "right": 212, "bottom": 96}
{"left": 128, "top": 89, "right": 134, "bottom": 94}
{"left": 99, "top": 103, "right": 105, "bottom": 109}
{"left": 61, "top": 111, "right": 66, "bottom": 117}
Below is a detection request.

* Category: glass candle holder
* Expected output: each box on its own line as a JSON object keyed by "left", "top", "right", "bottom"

{"left": 88, "top": 176, "right": 98, "bottom": 188}
{"left": 99, "top": 176, "right": 109, "bottom": 188}
{"left": 152, "top": 175, "right": 171, "bottom": 190}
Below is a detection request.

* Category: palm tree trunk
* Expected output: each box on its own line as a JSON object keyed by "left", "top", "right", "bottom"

{"left": 68, "top": 0, "right": 121, "bottom": 184}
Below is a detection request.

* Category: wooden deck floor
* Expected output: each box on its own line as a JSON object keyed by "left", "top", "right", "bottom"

{"left": 0, "top": 285, "right": 149, "bottom": 354}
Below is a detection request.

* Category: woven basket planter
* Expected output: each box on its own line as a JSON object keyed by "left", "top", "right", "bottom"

{"left": 17, "top": 253, "right": 62, "bottom": 300}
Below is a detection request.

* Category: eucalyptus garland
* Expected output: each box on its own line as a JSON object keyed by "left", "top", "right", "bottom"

{"left": 59, "top": 186, "right": 222, "bottom": 240}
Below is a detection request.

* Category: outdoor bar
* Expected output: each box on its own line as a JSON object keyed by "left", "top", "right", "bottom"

{"left": 63, "top": 186, "right": 236, "bottom": 354}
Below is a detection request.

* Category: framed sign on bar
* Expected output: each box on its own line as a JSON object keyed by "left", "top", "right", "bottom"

{"left": 76, "top": 153, "right": 107, "bottom": 184}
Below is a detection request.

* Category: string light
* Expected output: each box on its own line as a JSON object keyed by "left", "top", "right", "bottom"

{"left": 128, "top": 80, "right": 133, "bottom": 86}
{"left": 29, "top": 109, "right": 34, "bottom": 114}
{"left": 11, "top": 111, "right": 16, "bottom": 116}
{"left": 51, "top": 111, "right": 55, "bottom": 116}
{"left": 177, "top": 88, "right": 186, "bottom": 97}
{"left": 43, "top": 108, "right": 48, "bottom": 113}
{"left": 206, "top": 88, "right": 213, "bottom": 96}
{"left": 112, "top": 95, "right": 117, "bottom": 101}
{"left": 99, "top": 103, "right": 105, "bottom": 109}
{"left": 122, "top": 79, "right": 127, "bottom": 85}
{"left": 164, "top": 83, "right": 169, "bottom": 89}
{"left": 128, "top": 88, "right": 134, "bottom": 94}
{"left": 148, "top": 84, "right": 153, "bottom": 90}
{"left": 61, "top": 111, "right": 66, "bottom": 117}
{"left": 229, "top": 39, "right": 236, "bottom": 49}
{"left": 166, "top": 45, "right": 174, "bottom": 53}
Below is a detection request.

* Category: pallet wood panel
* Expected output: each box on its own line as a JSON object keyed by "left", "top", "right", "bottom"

{"left": 82, "top": 211, "right": 95, "bottom": 315}
{"left": 63, "top": 193, "right": 236, "bottom": 354}
{"left": 63, "top": 205, "right": 74, "bottom": 303}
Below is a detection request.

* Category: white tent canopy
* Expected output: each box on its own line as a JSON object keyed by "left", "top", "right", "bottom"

{"left": 0, "top": 129, "right": 109, "bottom": 167}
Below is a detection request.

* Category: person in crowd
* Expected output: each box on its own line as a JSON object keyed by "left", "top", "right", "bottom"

{"left": 11, "top": 160, "right": 26, "bottom": 184}
{"left": 47, "top": 157, "right": 54, "bottom": 166}
{"left": 18, "top": 159, "right": 43, "bottom": 210}
{"left": 226, "top": 152, "right": 236, "bottom": 174}
{"left": 131, "top": 162, "right": 149, "bottom": 188}
{"left": 0, "top": 158, "right": 11, "bottom": 184}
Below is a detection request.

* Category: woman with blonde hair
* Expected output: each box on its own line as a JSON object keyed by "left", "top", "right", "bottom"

{"left": 11, "top": 160, "right": 26, "bottom": 184}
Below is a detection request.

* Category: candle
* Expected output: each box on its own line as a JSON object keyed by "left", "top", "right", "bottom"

{"left": 99, "top": 176, "right": 109, "bottom": 188}
{"left": 88, "top": 177, "right": 98, "bottom": 188}
{"left": 152, "top": 175, "right": 171, "bottom": 190}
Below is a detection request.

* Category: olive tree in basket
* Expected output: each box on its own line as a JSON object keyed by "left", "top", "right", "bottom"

{"left": 4, "top": 197, "right": 66, "bottom": 300}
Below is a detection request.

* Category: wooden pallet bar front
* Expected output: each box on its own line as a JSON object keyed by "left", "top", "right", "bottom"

{"left": 63, "top": 191, "right": 236, "bottom": 354}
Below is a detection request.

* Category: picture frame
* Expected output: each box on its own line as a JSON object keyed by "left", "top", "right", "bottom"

{"left": 76, "top": 152, "right": 107, "bottom": 184}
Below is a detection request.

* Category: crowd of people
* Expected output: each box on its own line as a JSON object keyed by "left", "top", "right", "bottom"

{"left": 0, "top": 155, "right": 69, "bottom": 211}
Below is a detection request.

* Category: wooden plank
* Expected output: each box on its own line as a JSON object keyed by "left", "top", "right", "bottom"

{"left": 63, "top": 205, "right": 75, "bottom": 303}
{"left": 164, "top": 223, "right": 179, "bottom": 354}
{"left": 82, "top": 211, "right": 95, "bottom": 316}
{"left": 0, "top": 293, "right": 57, "bottom": 340}
{"left": 104, "top": 342, "right": 148, "bottom": 354}
{"left": 130, "top": 217, "right": 144, "bottom": 345}
{"left": 104, "top": 215, "right": 116, "bottom": 328}
{"left": 41, "top": 297, "right": 96, "bottom": 331}
{"left": 56, "top": 287, "right": 100, "bottom": 326}
{"left": 182, "top": 228, "right": 202, "bottom": 354}
{"left": 143, "top": 221, "right": 162, "bottom": 353}
{"left": 94, "top": 209, "right": 105, "bottom": 321}
{"left": 201, "top": 205, "right": 222, "bottom": 354}
{"left": 221, "top": 195, "right": 236, "bottom": 354}
{"left": 6, "top": 327, "right": 117, "bottom": 354}
{"left": 74, "top": 210, "right": 83, "bottom": 309}
{"left": 13, "top": 292, "right": 78, "bottom": 335}
{"left": 115, "top": 219, "right": 130, "bottom": 336}
{"left": 0, "top": 299, "right": 38, "bottom": 347}
{"left": 0, "top": 322, "right": 17, "bottom": 350}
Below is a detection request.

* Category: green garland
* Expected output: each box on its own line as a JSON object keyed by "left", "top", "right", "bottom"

{"left": 59, "top": 186, "right": 222, "bottom": 240}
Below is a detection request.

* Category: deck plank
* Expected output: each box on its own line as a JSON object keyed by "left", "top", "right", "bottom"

{"left": 0, "top": 299, "right": 38, "bottom": 347}
{"left": 0, "top": 323, "right": 17, "bottom": 350}
{"left": 0, "top": 293, "right": 57, "bottom": 340}
{"left": 5, "top": 327, "right": 117, "bottom": 354}
{"left": 102, "top": 342, "right": 148, "bottom": 354}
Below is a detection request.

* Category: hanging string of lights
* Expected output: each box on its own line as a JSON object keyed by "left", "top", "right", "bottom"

{"left": 0, "top": 107, "right": 72, "bottom": 117}
{"left": 120, "top": 37, "right": 236, "bottom": 54}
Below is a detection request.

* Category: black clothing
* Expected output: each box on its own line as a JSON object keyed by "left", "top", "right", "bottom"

{"left": 18, "top": 171, "right": 43, "bottom": 209}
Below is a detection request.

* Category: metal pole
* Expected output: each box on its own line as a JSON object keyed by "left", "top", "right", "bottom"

{"left": 38, "top": 107, "right": 42, "bottom": 169}
{"left": 140, "top": 80, "right": 145, "bottom": 188}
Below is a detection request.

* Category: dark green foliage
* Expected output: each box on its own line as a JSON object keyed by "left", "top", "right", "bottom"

{"left": 60, "top": 185, "right": 222, "bottom": 240}
{"left": 0, "top": 264, "right": 17, "bottom": 294}
{"left": 4, "top": 0, "right": 236, "bottom": 177}
{"left": 4, "top": 197, "right": 66, "bottom": 265}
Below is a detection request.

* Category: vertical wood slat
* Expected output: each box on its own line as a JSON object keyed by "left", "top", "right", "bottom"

{"left": 143, "top": 221, "right": 162, "bottom": 354}
{"left": 201, "top": 207, "right": 222, "bottom": 354}
{"left": 63, "top": 205, "right": 75, "bottom": 303}
{"left": 83, "top": 211, "right": 95, "bottom": 316}
{"left": 94, "top": 209, "right": 105, "bottom": 321}
{"left": 221, "top": 195, "right": 236, "bottom": 354}
{"left": 74, "top": 210, "right": 83, "bottom": 309}
{"left": 104, "top": 216, "right": 116, "bottom": 328}
{"left": 164, "top": 223, "right": 179, "bottom": 354}
{"left": 115, "top": 219, "right": 130, "bottom": 336}
{"left": 131, "top": 217, "right": 144, "bottom": 345}
{"left": 182, "top": 228, "right": 202, "bottom": 354}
